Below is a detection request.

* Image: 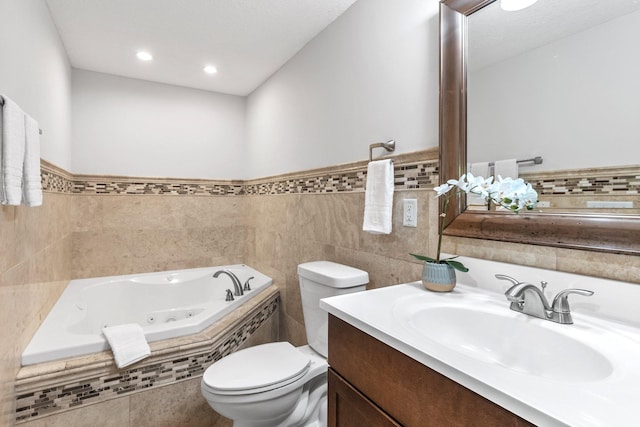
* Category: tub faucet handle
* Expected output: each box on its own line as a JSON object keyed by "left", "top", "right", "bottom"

{"left": 225, "top": 289, "right": 234, "bottom": 302}
{"left": 244, "top": 276, "right": 254, "bottom": 292}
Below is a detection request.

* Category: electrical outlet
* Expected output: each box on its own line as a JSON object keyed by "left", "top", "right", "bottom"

{"left": 403, "top": 199, "right": 418, "bottom": 227}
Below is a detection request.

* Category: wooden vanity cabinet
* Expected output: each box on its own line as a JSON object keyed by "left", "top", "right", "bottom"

{"left": 327, "top": 315, "right": 534, "bottom": 427}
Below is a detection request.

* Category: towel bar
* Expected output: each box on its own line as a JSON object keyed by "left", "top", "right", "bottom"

{"left": 0, "top": 98, "right": 43, "bottom": 135}
{"left": 488, "top": 156, "right": 542, "bottom": 167}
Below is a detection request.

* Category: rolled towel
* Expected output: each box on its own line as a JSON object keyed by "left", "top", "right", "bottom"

{"left": 468, "top": 162, "right": 489, "bottom": 206}
{"left": 23, "top": 115, "right": 42, "bottom": 206}
{"left": 494, "top": 158, "right": 518, "bottom": 179}
{"left": 102, "top": 324, "right": 151, "bottom": 368}
{"left": 0, "top": 95, "right": 26, "bottom": 205}
{"left": 362, "top": 159, "right": 394, "bottom": 234}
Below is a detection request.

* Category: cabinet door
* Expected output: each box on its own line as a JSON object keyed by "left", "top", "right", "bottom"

{"left": 328, "top": 368, "right": 401, "bottom": 427}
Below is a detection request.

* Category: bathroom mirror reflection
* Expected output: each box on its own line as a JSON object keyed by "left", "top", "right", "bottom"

{"left": 439, "top": 0, "right": 640, "bottom": 254}
{"left": 467, "top": 0, "right": 640, "bottom": 215}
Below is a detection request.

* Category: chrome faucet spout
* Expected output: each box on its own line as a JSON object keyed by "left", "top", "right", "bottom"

{"left": 496, "top": 273, "right": 594, "bottom": 325}
{"left": 213, "top": 270, "right": 244, "bottom": 297}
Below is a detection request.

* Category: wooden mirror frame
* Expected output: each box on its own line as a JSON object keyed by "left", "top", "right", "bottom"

{"left": 439, "top": 0, "right": 640, "bottom": 255}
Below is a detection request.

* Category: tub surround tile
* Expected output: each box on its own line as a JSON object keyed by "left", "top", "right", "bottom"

{"left": 17, "top": 396, "right": 129, "bottom": 427}
{"left": 15, "top": 288, "right": 279, "bottom": 424}
{"left": 129, "top": 377, "right": 217, "bottom": 427}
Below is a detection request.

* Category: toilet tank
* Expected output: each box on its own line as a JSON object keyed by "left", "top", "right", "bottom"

{"left": 297, "top": 261, "right": 369, "bottom": 358}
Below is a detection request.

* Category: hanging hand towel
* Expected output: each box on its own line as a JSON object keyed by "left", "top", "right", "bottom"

{"left": 0, "top": 95, "right": 26, "bottom": 205}
{"left": 22, "top": 115, "right": 42, "bottom": 206}
{"left": 102, "top": 324, "right": 151, "bottom": 368}
{"left": 468, "top": 162, "right": 489, "bottom": 206}
{"left": 494, "top": 158, "right": 518, "bottom": 180}
{"left": 362, "top": 159, "right": 394, "bottom": 234}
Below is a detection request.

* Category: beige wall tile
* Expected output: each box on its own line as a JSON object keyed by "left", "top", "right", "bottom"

{"left": 19, "top": 396, "right": 130, "bottom": 427}
{"left": 0, "top": 193, "right": 73, "bottom": 427}
{"left": 129, "top": 378, "right": 216, "bottom": 427}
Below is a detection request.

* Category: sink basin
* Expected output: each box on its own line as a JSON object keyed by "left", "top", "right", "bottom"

{"left": 397, "top": 297, "right": 613, "bottom": 383}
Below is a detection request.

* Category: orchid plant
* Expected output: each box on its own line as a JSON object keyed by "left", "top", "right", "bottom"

{"left": 411, "top": 174, "right": 538, "bottom": 272}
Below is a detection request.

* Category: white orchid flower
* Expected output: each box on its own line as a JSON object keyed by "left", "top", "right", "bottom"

{"left": 469, "top": 175, "right": 494, "bottom": 198}
{"left": 434, "top": 183, "right": 453, "bottom": 197}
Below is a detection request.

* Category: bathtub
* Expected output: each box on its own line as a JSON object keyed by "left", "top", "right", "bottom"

{"left": 21, "top": 264, "right": 272, "bottom": 366}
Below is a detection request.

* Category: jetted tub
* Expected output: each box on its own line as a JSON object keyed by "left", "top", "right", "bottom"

{"left": 22, "top": 264, "right": 272, "bottom": 366}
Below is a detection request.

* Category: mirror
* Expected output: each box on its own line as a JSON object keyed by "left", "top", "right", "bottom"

{"left": 467, "top": 0, "right": 640, "bottom": 215}
{"left": 439, "top": 0, "right": 640, "bottom": 255}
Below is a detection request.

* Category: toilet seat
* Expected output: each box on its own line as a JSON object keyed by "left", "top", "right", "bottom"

{"left": 202, "top": 342, "right": 311, "bottom": 395}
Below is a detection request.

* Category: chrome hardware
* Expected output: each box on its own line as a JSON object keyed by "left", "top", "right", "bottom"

{"left": 550, "top": 288, "right": 594, "bottom": 324}
{"left": 495, "top": 274, "right": 594, "bottom": 325}
{"left": 213, "top": 270, "right": 244, "bottom": 296}
{"left": 244, "top": 276, "right": 254, "bottom": 292}
{"left": 369, "top": 139, "right": 396, "bottom": 161}
{"left": 225, "top": 289, "right": 234, "bottom": 301}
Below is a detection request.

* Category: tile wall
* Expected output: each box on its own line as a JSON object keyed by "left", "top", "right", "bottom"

{"left": 2, "top": 149, "right": 639, "bottom": 426}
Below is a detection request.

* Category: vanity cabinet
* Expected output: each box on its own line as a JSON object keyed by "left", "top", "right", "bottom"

{"left": 327, "top": 315, "right": 534, "bottom": 427}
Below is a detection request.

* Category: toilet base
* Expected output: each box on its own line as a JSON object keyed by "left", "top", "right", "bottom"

{"left": 232, "top": 372, "right": 327, "bottom": 427}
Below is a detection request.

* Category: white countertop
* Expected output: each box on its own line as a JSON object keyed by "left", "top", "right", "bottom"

{"left": 321, "top": 281, "right": 640, "bottom": 427}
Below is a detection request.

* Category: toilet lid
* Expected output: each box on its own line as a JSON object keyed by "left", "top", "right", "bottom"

{"left": 203, "top": 342, "right": 311, "bottom": 393}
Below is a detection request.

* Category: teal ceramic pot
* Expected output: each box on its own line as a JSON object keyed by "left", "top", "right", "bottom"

{"left": 422, "top": 262, "right": 456, "bottom": 292}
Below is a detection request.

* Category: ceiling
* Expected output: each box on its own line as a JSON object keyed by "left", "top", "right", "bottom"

{"left": 469, "top": 0, "right": 640, "bottom": 70}
{"left": 45, "top": 0, "right": 358, "bottom": 96}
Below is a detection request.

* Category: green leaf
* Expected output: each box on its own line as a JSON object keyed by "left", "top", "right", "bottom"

{"left": 409, "top": 253, "right": 438, "bottom": 263}
{"left": 444, "top": 259, "right": 469, "bottom": 272}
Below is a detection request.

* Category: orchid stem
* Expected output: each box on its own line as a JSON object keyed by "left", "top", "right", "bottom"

{"left": 437, "top": 193, "right": 451, "bottom": 263}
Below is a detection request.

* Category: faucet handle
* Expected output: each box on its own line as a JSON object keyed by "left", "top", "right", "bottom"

{"left": 225, "top": 289, "right": 234, "bottom": 302}
{"left": 244, "top": 276, "right": 254, "bottom": 292}
{"left": 552, "top": 289, "right": 594, "bottom": 313}
{"left": 495, "top": 274, "right": 521, "bottom": 286}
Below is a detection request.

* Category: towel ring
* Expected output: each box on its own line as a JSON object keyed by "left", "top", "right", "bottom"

{"left": 369, "top": 140, "right": 396, "bottom": 161}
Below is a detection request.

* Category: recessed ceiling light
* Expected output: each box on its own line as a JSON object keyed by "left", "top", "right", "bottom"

{"left": 203, "top": 65, "right": 218, "bottom": 74}
{"left": 136, "top": 51, "right": 153, "bottom": 61}
{"left": 500, "top": 0, "right": 538, "bottom": 11}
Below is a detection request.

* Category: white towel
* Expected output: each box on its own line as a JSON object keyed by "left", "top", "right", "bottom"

{"left": 494, "top": 159, "right": 518, "bottom": 180}
{"left": 363, "top": 159, "right": 394, "bottom": 234}
{"left": 468, "top": 162, "right": 489, "bottom": 206}
{"left": 102, "top": 324, "right": 151, "bottom": 368}
{"left": 0, "top": 95, "right": 26, "bottom": 205}
{"left": 22, "top": 115, "right": 42, "bottom": 206}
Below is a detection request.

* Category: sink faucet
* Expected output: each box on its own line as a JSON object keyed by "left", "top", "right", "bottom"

{"left": 213, "top": 270, "right": 244, "bottom": 297}
{"left": 495, "top": 274, "right": 593, "bottom": 324}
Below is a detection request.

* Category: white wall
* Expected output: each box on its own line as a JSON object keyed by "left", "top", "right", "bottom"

{"left": 245, "top": 0, "right": 440, "bottom": 178}
{"left": 0, "top": 0, "right": 72, "bottom": 170}
{"left": 72, "top": 70, "right": 246, "bottom": 179}
{"left": 468, "top": 10, "right": 640, "bottom": 172}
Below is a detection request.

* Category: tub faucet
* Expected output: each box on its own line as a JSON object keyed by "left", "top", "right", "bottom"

{"left": 496, "top": 274, "right": 593, "bottom": 325}
{"left": 213, "top": 270, "right": 243, "bottom": 297}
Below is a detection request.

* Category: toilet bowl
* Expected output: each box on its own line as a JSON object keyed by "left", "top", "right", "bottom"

{"left": 201, "top": 261, "right": 369, "bottom": 427}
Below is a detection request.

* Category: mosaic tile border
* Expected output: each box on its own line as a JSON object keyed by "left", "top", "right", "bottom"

{"left": 39, "top": 155, "right": 440, "bottom": 196}
{"left": 15, "top": 293, "right": 279, "bottom": 423}
{"left": 40, "top": 157, "right": 640, "bottom": 197}
{"left": 526, "top": 174, "right": 640, "bottom": 195}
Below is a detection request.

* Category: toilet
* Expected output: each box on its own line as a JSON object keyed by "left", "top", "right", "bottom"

{"left": 201, "top": 261, "right": 369, "bottom": 427}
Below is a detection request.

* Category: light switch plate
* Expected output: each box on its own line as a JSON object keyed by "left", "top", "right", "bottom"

{"left": 403, "top": 199, "right": 418, "bottom": 227}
